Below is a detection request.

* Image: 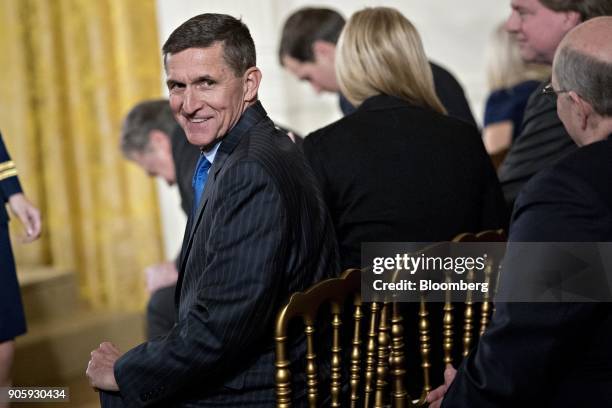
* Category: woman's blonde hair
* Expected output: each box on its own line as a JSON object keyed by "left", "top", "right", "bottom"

{"left": 336, "top": 7, "right": 446, "bottom": 114}
{"left": 486, "top": 23, "right": 551, "bottom": 91}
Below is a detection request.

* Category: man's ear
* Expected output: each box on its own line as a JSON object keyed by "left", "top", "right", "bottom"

{"left": 312, "top": 40, "right": 336, "bottom": 61}
{"left": 569, "top": 91, "right": 592, "bottom": 131}
{"left": 243, "top": 66, "right": 262, "bottom": 102}
{"left": 563, "top": 11, "right": 582, "bottom": 30}
{"left": 148, "top": 130, "right": 171, "bottom": 152}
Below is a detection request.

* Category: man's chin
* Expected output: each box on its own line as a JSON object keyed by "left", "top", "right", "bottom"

{"left": 518, "top": 48, "right": 535, "bottom": 62}
{"left": 519, "top": 48, "right": 551, "bottom": 65}
{"left": 185, "top": 132, "right": 215, "bottom": 148}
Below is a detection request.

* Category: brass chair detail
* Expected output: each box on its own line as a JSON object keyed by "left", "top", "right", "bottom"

{"left": 452, "top": 229, "right": 506, "bottom": 356}
{"left": 275, "top": 229, "right": 506, "bottom": 407}
{"left": 275, "top": 267, "right": 361, "bottom": 408}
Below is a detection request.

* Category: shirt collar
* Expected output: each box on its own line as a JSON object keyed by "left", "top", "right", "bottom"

{"left": 202, "top": 140, "right": 221, "bottom": 164}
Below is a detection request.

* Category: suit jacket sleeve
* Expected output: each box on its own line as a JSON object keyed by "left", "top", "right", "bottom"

{"left": 114, "top": 161, "right": 288, "bottom": 406}
{"left": 0, "top": 134, "right": 23, "bottom": 201}
{"left": 0, "top": 134, "right": 23, "bottom": 224}
{"left": 442, "top": 166, "right": 609, "bottom": 407}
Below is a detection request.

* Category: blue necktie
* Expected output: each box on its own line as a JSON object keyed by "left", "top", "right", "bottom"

{"left": 192, "top": 154, "right": 212, "bottom": 215}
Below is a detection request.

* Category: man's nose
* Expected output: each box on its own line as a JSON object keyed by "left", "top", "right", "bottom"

{"left": 182, "top": 87, "right": 202, "bottom": 115}
{"left": 505, "top": 11, "right": 520, "bottom": 33}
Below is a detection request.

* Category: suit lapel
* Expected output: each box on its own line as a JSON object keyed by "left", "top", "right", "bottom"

{"left": 177, "top": 102, "right": 268, "bottom": 280}
{"left": 177, "top": 138, "right": 237, "bottom": 277}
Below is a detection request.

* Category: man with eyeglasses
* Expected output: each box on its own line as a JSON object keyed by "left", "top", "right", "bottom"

{"left": 497, "top": 0, "right": 612, "bottom": 211}
{"left": 427, "top": 16, "right": 612, "bottom": 408}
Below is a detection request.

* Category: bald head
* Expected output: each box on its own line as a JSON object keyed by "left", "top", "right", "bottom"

{"left": 552, "top": 17, "right": 612, "bottom": 145}
{"left": 558, "top": 16, "right": 612, "bottom": 61}
{"left": 553, "top": 17, "right": 612, "bottom": 117}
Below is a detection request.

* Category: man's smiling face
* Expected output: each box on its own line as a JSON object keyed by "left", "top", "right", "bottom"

{"left": 166, "top": 42, "right": 248, "bottom": 149}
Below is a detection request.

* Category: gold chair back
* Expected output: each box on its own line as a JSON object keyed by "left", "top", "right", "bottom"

{"left": 275, "top": 268, "right": 360, "bottom": 408}
{"left": 275, "top": 229, "right": 506, "bottom": 407}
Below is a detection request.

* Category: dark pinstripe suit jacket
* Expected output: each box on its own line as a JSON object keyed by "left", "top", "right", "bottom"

{"left": 111, "top": 102, "right": 340, "bottom": 407}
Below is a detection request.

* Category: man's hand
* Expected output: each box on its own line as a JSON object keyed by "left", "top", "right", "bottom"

{"left": 86, "top": 342, "right": 121, "bottom": 391}
{"left": 145, "top": 261, "right": 179, "bottom": 294}
{"left": 8, "top": 193, "right": 41, "bottom": 243}
{"left": 426, "top": 364, "right": 457, "bottom": 408}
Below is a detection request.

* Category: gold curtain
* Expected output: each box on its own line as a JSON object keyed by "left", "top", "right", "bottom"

{"left": 0, "top": 0, "right": 164, "bottom": 310}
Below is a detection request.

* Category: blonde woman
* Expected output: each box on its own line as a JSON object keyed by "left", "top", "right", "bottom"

{"left": 483, "top": 23, "right": 550, "bottom": 155}
{"left": 302, "top": 7, "right": 507, "bottom": 396}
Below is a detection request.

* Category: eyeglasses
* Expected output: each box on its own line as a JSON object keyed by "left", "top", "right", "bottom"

{"left": 542, "top": 83, "right": 570, "bottom": 101}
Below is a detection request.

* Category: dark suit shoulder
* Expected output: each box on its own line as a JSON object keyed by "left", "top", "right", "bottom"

{"left": 517, "top": 139, "right": 612, "bottom": 206}
{"left": 236, "top": 118, "right": 304, "bottom": 169}
{"left": 303, "top": 96, "right": 485, "bottom": 181}
{"left": 306, "top": 96, "right": 479, "bottom": 145}
{"left": 553, "top": 138, "right": 612, "bottom": 201}
{"left": 511, "top": 139, "right": 612, "bottom": 242}
{"left": 230, "top": 118, "right": 320, "bottom": 206}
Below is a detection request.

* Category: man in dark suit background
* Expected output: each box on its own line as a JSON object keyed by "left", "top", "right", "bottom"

{"left": 278, "top": 7, "right": 478, "bottom": 126}
{"left": 120, "top": 100, "right": 200, "bottom": 340}
{"left": 87, "top": 13, "right": 339, "bottom": 407}
{"left": 428, "top": 16, "right": 612, "bottom": 407}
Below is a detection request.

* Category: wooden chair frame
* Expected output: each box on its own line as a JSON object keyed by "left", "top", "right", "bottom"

{"left": 275, "top": 229, "right": 506, "bottom": 407}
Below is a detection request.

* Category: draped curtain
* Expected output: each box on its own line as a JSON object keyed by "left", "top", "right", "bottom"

{"left": 0, "top": 0, "right": 164, "bottom": 309}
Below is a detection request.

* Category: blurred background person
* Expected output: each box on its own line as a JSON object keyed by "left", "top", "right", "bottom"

{"left": 0, "top": 132, "right": 41, "bottom": 407}
{"left": 428, "top": 16, "right": 612, "bottom": 407}
{"left": 483, "top": 22, "right": 550, "bottom": 159}
{"left": 497, "top": 0, "right": 612, "bottom": 210}
{"left": 303, "top": 7, "right": 507, "bottom": 395}
{"left": 120, "top": 100, "right": 200, "bottom": 339}
{"left": 279, "top": 7, "right": 478, "bottom": 126}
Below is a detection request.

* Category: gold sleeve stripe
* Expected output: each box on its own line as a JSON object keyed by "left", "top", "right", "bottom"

{"left": 0, "top": 160, "right": 16, "bottom": 172}
{"left": 0, "top": 168, "right": 18, "bottom": 181}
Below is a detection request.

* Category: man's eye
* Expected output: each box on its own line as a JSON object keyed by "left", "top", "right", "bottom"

{"left": 168, "top": 83, "right": 185, "bottom": 92}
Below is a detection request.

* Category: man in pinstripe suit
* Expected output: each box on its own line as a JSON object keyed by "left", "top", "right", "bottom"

{"left": 87, "top": 13, "right": 339, "bottom": 407}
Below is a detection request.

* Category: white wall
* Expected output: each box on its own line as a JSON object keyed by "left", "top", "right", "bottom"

{"left": 154, "top": 0, "right": 511, "bottom": 259}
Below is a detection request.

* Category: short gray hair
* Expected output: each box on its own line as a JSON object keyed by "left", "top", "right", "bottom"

{"left": 120, "top": 99, "right": 177, "bottom": 155}
{"left": 162, "top": 13, "right": 256, "bottom": 77}
{"left": 554, "top": 47, "right": 612, "bottom": 116}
